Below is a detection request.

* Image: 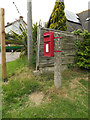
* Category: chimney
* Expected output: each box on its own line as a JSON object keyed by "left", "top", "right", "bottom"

{"left": 88, "top": 1, "right": 90, "bottom": 9}
{"left": 56, "top": 0, "right": 64, "bottom": 2}
{"left": 19, "top": 16, "right": 23, "bottom": 20}
{"left": 7, "top": 22, "right": 10, "bottom": 25}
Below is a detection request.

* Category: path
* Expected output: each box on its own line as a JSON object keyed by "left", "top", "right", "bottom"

{"left": 0, "top": 52, "right": 20, "bottom": 64}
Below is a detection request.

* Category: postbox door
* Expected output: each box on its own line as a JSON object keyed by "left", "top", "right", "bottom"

{"left": 44, "top": 31, "right": 54, "bottom": 57}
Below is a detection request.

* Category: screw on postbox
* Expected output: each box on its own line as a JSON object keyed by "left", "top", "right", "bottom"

{"left": 44, "top": 31, "right": 54, "bottom": 57}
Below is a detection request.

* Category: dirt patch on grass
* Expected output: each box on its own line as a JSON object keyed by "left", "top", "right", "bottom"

{"left": 29, "top": 92, "right": 44, "bottom": 106}
{"left": 69, "top": 78, "right": 79, "bottom": 90}
{"left": 47, "top": 85, "right": 68, "bottom": 95}
{"left": 46, "top": 86, "right": 75, "bottom": 102}
{"left": 70, "top": 82, "right": 77, "bottom": 89}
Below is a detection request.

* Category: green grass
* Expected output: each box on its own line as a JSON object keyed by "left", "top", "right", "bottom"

{"left": 2, "top": 57, "right": 89, "bottom": 118}
{"left": 7, "top": 56, "right": 28, "bottom": 78}
{"left": 0, "top": 56, "right": 28, "bottom": 78}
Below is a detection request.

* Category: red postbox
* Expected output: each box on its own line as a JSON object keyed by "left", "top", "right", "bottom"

{"left": 44, "top": 31, "right": 62, "bottom": 57}
{"left": 44, "top": 31, "right": 54, "bottom": 57}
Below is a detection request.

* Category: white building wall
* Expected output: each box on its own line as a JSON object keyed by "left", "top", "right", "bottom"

{"left": 5, "top": 20, "right": 25, "bottom": 35}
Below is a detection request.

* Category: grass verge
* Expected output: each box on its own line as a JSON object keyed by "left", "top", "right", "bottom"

{"left": 2, "top": 57, "right": 89, "bottom": 118}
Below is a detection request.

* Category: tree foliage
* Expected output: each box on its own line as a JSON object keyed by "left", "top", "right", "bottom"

{"left": 50, "top": 1, "right": 67, "bottom": 31}
{"left": 10, "top": 23, "right": 27, "bottom": 56}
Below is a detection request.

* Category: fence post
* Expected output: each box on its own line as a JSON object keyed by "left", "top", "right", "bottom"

{"left": 0, "top": 8, "right": 7, "bottom": 82}
{"left": 36, "top": 27, "right": 41, "bottom": 70}
{"left": 54, "top": 37, "right": 61, "bottom": 88}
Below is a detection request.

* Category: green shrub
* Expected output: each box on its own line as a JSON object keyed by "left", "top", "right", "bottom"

{"left": 72, "top": 29, "right": 82, "bottom": 35}
{"left": 74, "top": 30, "right": 90, "bottom": 69}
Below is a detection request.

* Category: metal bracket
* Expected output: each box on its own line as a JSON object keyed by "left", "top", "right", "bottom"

{"left": 54, "top": 50, "right": 62, "bottom": 52}
{"left": 54, "top": 37, "right": 62, "bottom": 39}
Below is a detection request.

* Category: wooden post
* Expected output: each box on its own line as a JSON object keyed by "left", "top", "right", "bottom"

{"left": 27, "top": 0, "right": 33, "bottom": 66}
{"left": 36, "top": 27, "right": 41, "bottom": 70}
{"left": 0, "top": 8, "right": 7, "bottom": 82}
{"left": 54, "top": 37, "right": 61, "bottom": 89}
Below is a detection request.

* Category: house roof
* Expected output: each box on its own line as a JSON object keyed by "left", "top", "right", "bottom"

{"left": 65, "top": 10, "right": 81, "bottom": 24}
{"left": 5, "top": 16, "right": 27, "bottom": 28}
{"left": 77, "top": 9, "right": 90, "bottom": 32}
{"left": 66, "top": 21, "right": 83, "bottom": 32}
{"left": 77, "top": 9, "right": 90, "bottom": 21}
{"left": 77, "top": 9, "right": 90, "bottom": 15}
{"left": 86, "top": 17, "right": 90, "bottom": 21}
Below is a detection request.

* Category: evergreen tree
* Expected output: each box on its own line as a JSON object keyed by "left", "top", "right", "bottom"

{"left": 50, "top": 0, "right": 67, "bottom": 31}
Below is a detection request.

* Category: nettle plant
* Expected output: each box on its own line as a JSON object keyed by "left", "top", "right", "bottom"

{"left": 74, "top": 29, "right": 90, "bottom": 70}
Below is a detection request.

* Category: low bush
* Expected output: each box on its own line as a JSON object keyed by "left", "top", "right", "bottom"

{"left": 74, "top": 30, "right": 90, "bottom": 70}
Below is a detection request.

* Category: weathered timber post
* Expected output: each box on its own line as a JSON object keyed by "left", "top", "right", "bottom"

{"left": 27, "top": 0, "right": 33, "bottom": 66}
{"left": 0, "top": 8, "right": 7, "bottom": 82}
{"left": 36, "top": 27, "right": 41, "bottom": 70}
{"left": 54, "top": 36, "right": 62, "bottom": 89}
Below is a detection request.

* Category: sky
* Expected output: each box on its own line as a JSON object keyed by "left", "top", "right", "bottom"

{"left": 0, "top": 0, "right": 89, "bottom": 26}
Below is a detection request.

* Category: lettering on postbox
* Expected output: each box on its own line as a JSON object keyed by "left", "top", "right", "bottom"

{"left": 44, "top": 31, "right": 54, "bottom": 57}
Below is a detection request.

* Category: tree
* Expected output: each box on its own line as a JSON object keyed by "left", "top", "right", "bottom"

{"left": 50, "top": 0, "right": 67, "bottom": 31}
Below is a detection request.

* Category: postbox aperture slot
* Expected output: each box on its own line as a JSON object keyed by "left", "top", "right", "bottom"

{"left": 44, "top": 41, "right": 50, "bottom": 43}
{"left": 44, "top": 35, "right": 50, "bottom": 38}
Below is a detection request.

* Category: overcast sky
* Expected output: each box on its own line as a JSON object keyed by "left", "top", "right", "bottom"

{"left": 0, "top": 0, "right": 89, "bottom": 25}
